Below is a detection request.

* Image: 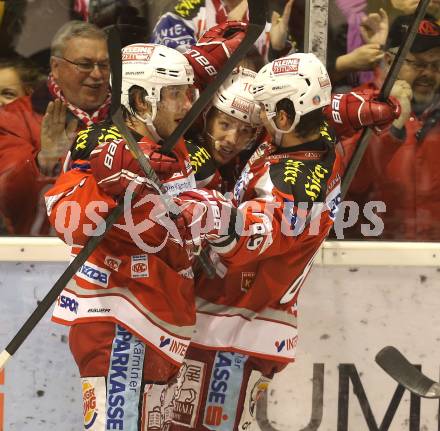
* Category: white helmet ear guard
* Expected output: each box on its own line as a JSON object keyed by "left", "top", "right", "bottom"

{"left": 251, "top": 53, "right": 332, "bottom": 137}
{"left": 211, "top": 67, "right": 261, "bottom": 127}
{"left": 118, "top": 43, "right": 194, "bottom": 139}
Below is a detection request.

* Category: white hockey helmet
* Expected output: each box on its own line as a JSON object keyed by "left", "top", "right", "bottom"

{"left": 120, "top": 43, "right": 194, "bottom": 122}
{"left": 251, "top": 53, "right": 331, "bottom": 134}
{"left": 212, "top": 67, "right": 261, "bottom": 127}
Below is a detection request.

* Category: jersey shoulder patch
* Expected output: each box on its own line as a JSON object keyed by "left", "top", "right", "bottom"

{"left": 70, "top": 122, "right": 122, "bottom": 161}
{"left": 186, "top": 140, "right": 217, "bottom": 183}
{"left": 319, "top": 122, "right": 337, "bottom": 146}
{"left": 173, "top": 0, "right": 205, "bottom": 19}
{"left": 270, "top": 157, "right": 333, "bottom": 204}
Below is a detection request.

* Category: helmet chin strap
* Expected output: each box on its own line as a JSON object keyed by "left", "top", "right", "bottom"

{"left": 134, "top": 102, "right": 162, "bottom": 143}
{"left": 202, "top": 107, "right": 222, "bottom": 148}
{"left": 268, "top": 111, "right": 300, "bottom": 146}
{"left": 206, "top": 131, "right": 222, "bottom": 150}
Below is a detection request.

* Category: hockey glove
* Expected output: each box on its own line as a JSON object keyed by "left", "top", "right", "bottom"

{"left": 173, "top": 189, "right": 237, "bottom": 247}
{"left": 324, "top": 89, "right": 401, "bottom": 138}
{"left": 89, "top": 137, "right": 181, "bottom": 199}
{"left": 184, "top": 21, "right": 248, "bottom": 89}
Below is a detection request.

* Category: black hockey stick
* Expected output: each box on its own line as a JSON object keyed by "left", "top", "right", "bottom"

{"left": 107, "top": 27, "right": 216, "bottom": 278}
{"left": 341, "top": 0, "right": 430, "bottom": 198}
{"left": 0, "top": 0, "right": 266, "bottom": 371}
{"left": 375, "top": 346, "right": 440, "bottom": 398}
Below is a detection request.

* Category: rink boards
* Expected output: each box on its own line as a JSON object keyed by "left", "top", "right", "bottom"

{"left": 0, "top": 239, "right": 439, "bottom": 430}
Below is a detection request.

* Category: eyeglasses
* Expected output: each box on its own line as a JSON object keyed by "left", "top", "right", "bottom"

{"left": 54, "top": 56, "right": 110, "bottom": 73}
{"left": 403, "top": 58, "right": 440, "bottom": 73}
{"left": 388, "top": 52, "right": 440, "bottom": 73}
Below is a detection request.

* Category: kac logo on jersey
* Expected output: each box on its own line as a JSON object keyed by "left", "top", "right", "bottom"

{"left": 131, "top": 255, "right": 149, "bottom": 279}
{"left": 58, "top": 295, "right": 79, "bottom": 314}
{"left": 104, "top": 255, "right": 122, "bottom": 271}
{"left": 240, "top": 272, "right": 255, "bottom": 292}
{"left": 83, "top": 380, "right": 98, "bottom": 429}
{"left": 76, "top": 262, "right": 110, "bottom": 288}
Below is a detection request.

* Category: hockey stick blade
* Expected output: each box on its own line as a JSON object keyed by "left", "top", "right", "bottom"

{"left": 0, "top": 3, "right": 267, "bottom": 369}
{"left": 341, "top": 0, "right": 430, "bottom": 198}
{"left": 375, "top": 346, "right": 440, "bottom": 398}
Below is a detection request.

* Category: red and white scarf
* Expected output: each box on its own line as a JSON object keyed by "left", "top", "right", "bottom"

{"left": 47, "top": 74, "right": 111, "bottom": 127}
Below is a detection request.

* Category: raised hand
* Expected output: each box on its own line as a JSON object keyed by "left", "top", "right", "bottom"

{"left": 227, "top": 0, "right": 248, "bottom": 20}
{"left": 324, "top": 89, "right": 401, "bottom": 137}
{"left": 38, "top": 99, "right": 78, "bottom": 176}
{"left": 270, "top": 0, "right": 294, "bottom": 50}
{"left": 336, "top": 44, "right": 384, "bottom": 73}
{"left": 360, "top": 8, "right": 389, "bottom": 45}
{"left": 184, "top": 21, "right": 248, "bottom": 89}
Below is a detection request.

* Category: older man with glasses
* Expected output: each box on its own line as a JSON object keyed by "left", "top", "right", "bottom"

{"left": 0, "top": 20, "right": 110, "bottom": 235}
{"left": 342, "top": 16, "right": 440, "bottom": 240}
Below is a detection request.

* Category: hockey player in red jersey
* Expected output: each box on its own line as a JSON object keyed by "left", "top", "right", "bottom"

{"left": 187, "top": 64, "right": 402, "bottom": 196}
{"left": 45, "top": 43, "right": 201, "bottom": 430}
{"left": 167, "top": 53, "right": 401, "bottom": 430}
{"left": 186, "top": 66, "right": 262, "bottom": 193}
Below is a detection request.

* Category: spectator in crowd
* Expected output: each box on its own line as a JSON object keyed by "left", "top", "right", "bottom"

{"left": 0, "top": 56, "right": 44, "bottom": 106}
{"left": 328, "top": 1, "right": 389, "bottom": 90}
{"left": 271, "top": 0, "right": 389, "bottom": 90}
{"left": 151, "top": 0, "right": 294, "bottom": 61}
{"left": 0, "top": 20, "right": 110, "bottom": 235}
{"left": 345, "top": 17, "right": 440, "bottom": 240}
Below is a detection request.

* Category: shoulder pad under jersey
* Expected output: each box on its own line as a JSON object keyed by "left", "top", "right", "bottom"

{"left": 186, "top": 140, "right": 217, "bottom": 184}
{"left": 70, "top": 122, "right": 122, "bottom": 161}
{"left": 270, "top": 156, "right": 334, "bottom": 204}
{"left": 174, "top": 0, "right": 205, "bottom": 19}
{"left": 319, "top": 122, "right": 338, "bottom": 146}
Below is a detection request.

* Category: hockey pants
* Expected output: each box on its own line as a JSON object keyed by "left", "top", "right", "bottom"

{"left": 69, "top": 321, "right": 179, "bottom": 430}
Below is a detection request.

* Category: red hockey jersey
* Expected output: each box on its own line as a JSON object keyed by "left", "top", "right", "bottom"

{"left": 45, "top": 137, "right": 197, "bottom": 366}
{"left": 192, "top": 126, "right": 344, "bottom": 363}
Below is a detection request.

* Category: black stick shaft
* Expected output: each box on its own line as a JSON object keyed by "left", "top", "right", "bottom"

{"left": 1, "top": 200, "right": 126, "bottom": 366}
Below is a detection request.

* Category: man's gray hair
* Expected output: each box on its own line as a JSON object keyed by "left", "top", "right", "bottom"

{"left": 51, "top": 21, "right": 106, "bottom": 57}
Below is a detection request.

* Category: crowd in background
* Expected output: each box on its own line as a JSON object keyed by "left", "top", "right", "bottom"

{"left": 0, "top": 0, "right": 439, "bottom": 241}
